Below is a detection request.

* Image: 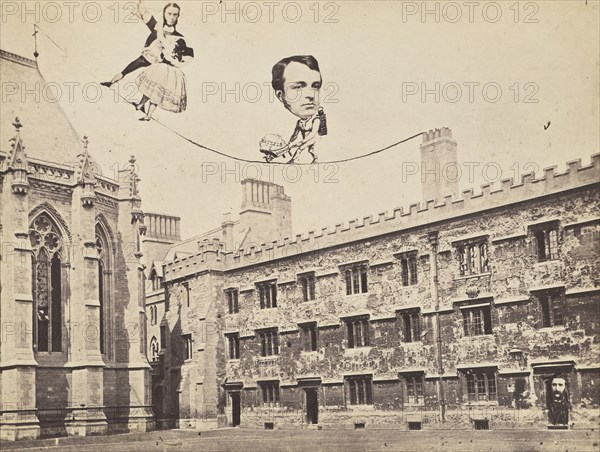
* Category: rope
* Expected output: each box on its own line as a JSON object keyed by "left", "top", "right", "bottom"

{"left": 34, "top": 24, "right": 425, "bottom": 166}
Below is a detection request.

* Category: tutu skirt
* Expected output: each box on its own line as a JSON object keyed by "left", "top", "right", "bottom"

{"left": 136, "top": 62, "right": 187, "bottom": 113}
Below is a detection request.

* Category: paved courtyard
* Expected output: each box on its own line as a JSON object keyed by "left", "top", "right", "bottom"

{"left": 2, "top": 428, "right": 599, "bottom": 452}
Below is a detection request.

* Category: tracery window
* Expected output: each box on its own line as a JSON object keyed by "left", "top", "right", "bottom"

{"left": 150, "top": 336, "right": 159, "bottom": 362}
{"left": 29, "top": 214, "right": 64, "bottom": 352}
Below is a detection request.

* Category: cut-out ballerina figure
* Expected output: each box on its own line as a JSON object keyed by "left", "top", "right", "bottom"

{"left": 101, "top": 1, "right": 187, "bottom": 88}
{"left": 134, "top": 37, "right": 193, "bottom": 121}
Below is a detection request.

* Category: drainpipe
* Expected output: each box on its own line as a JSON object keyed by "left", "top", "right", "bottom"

{"left": 428, "top": 230, "right": 445, "bottom": 422}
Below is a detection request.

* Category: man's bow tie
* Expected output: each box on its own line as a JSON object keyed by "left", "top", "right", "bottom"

{"left": 163, "top": 25, "right": 175, "bottom": 33}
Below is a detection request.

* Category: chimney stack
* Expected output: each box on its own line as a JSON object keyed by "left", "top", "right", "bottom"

{"left": 420, "top": 127, "right": 459, "bottom": 202}
{"left": 239, "top": 179, "right": 292, "bottom": 245}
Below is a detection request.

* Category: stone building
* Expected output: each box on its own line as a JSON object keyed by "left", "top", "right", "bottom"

{"left": 149, "top": 128, "right": 599, "bottom": 430}
{"left": 0, "top": 50, "right": 152, "bottom": 440}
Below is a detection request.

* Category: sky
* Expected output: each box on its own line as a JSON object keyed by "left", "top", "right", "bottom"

{"left": 1, "top": 0, "right": 599, "bottom": 239}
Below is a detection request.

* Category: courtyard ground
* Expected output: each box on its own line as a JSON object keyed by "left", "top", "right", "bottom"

{"left": 2, "top": 427, "right": 599, "bottom": 452}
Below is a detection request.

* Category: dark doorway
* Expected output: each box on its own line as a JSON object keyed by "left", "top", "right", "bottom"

{"left": 305, "top": 388, "right": 318, "bottom": 424}
{"left": 230, "top": 392, "right": 241, "bottom": 427}
{"left": 151, "top": 376, "right": 162, "bottom": 425}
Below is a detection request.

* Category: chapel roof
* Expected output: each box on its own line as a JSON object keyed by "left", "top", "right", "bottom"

{"left": 0, "top": 49, "right": 82, "bottom": 164}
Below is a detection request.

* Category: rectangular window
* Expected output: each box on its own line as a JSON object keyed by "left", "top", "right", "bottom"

{"left": 465, "top": 371, "right": 497, "bottom": 402}
{"left": 259, "top": 381, "right": 280, "bottom": 405}
{"left": 257, "top": 282, "right": 277, "bottom": 309}
{"left": 226, "top": 333, "right": 240, "bottom": 359}
{"left": 300, "top": 322, "right": 318, "bottom": 352}
{"left": 405, "top": 375, "right": 424, "bottom": 405}
{"left": 533, "top": 226, "right": 559, "bottom": 261}
{"left": 462, "top": 305, "right": 492, "bottom": 336}
{"left": 160, "top": 324, "right": 167, "bottom": 349}
{"left": 345, "top": 316, "right": 370, "bottom": 348}
{"left": 457, "top": 242, "right": 489, "bottom": 276}
{"left": 344, "top": 264, "right": 368, "bottom": 295}
{"left": 299, "top": 273, "right": 316, "bottom": 301}
{"left": 226, "top": 289, "right": 239, "bottom": 314}
{"left": 401, "top": 310, "right": 421, "bottom": 343}
{"left": 540, "top": 293, "right": 564, "bottom": 327}
{"left": 400, "top": 254, "right": 418, "bottom": 286}
{"left": 183, "top": 282, "right": 190, "bottom": 307}
{"left": 346, "top": 376, "right": 373, "bottom": 405}
{"left": 258, "top": 328, "right": 279, "bottom": 356}
{"left": 182, "top": 334, "right": 192, "bottom": 360}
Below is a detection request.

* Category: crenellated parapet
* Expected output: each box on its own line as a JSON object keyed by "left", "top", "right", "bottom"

{"left": 163, "top": 153, "right": 599, "bottom": 281}
{"left": 164, "top": 238, "right": 226, "bottom": 280}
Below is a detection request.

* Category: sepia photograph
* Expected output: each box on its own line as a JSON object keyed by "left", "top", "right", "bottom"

{"left": 0, "top": 1, "right": 598, "bottom": 450}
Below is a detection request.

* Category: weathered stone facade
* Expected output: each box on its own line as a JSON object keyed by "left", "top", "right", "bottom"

{"left": 150, "top": 129, "right": 599, "bottom": 431}
{"left": 0, "top": 50, "right": 152, "bottom": 440}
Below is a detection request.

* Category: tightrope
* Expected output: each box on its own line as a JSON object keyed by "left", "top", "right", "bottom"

{"left": 34, "top": 24, "right": 424, "bottom": 166}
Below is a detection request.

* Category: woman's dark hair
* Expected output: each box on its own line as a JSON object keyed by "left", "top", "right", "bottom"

{"left": 163, "top": 3, "right": 181, "bottom": 28}
{"left": 271, "top": 55, "right": 320, "bottom": 91}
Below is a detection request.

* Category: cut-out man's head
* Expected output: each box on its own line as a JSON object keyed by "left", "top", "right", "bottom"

{"left": 272, "top": 55, "right": 322, "bottom": 120}
{"left": 551, "top": 375, "right": 567, "bottom": 401}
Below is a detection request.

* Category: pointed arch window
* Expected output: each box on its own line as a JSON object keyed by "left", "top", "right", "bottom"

{"left": 96, "top": 223, "right": 112, "bottom": 356}
{"left": 150, "top": 336, "right": 160, "bottom": 362}
{"left": 29, "top": 214, "right": 64, "bottom": 352}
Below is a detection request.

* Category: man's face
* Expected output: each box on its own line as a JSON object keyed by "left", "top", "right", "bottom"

{"left": 551, "top": 378, "right": 566, "bottom": 398}
{"left": 165, "top": 7, "right": 180, "bottom": 26}
{"left": 277, "top": 62, "right": 322, "bottom": 120}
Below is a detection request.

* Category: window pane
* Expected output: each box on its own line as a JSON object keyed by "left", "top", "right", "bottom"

{"left": 401, "top": 259, "right": 409, "bottom": 286}
{"left": 487, "top": 373, "right": 497, "bottom": 400}
{"left": 409, "top": 257, "right": 418, "bottom": 285}
{"left": 360, "top": 267, "right": 368, "bottom": 293}
{"left": 549, "top": 230, "right": 558, "bottom": 259}
{"left": 345, "top": 270, "right": 352, "bottom": 295}
{"left": 50, "top": 254, "right": 62, "bottom": 352}
{"left": 552, "top": 298, "right": 564, "bottom": 326}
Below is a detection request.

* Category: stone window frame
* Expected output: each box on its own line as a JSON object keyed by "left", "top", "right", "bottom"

{"left": 29, "top": 213, "right": 67, "bottom": 354}
{"left": 534, "top": 288, "right": 566, "bottom": 328}
{"left": 400, "top": 371, "right": 425, "bottom": 406}
{"left": 342, "top": 262, "right": 369, "bottom": 295}
{"left": 183, "top": 282, "right": 191, "bottom": 308}
{"left": 149, "top": 336, "right": 159, "bottom": 362}
{"left": 397, "top": 251, "right": 418, "bottom": 286}
{"left": 298, "top": 272, "right": 316, "bottom": 302}
{"left": 259, "top": 381, "right": 281, "bottom": 406}
{"left": 529, "top": 220, "right": 560, "bottom": 262}
{"left": 456, "top": 239, "right": 489, "bottom": 277}
{"left": 344, "top": 315, "right": 371, "bottom": 348}
{"left": 225, "top": 288, "right": 240, "bottom": 314}
{"left": 257, "top": 327, "right": 280, "bottom": 356}
{"left": 160, "top": 324, "right": 167, "bottom": 350}
{"left": 299, "top": 321, "right": 318, "bottom": 352}
{"left": 399, "top": 308, "right": 422, "bottom": 343}
{"left": 460, "top": 302, "right": 493, "bottom": 337}
{"left": 226, "top": 332, "right": 240, "bottom": 360}
{"left": 182, "top": 333, "right": 193, "bottom": 361}
{"left": 461, "top": 367, "right": 498, "bottom": 403}
{"left": 256, "top": 280, "right": 278, "bottom": 309}
{"left": 345, "top": 374, "right": 373, "bottom": 406}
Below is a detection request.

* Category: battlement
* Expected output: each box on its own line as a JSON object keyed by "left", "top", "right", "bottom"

{"left": 422, "top": 127, "right": 453, "bottom": 143}
{"left": 163, "top": 154, "right": 599, "bottom": 281}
